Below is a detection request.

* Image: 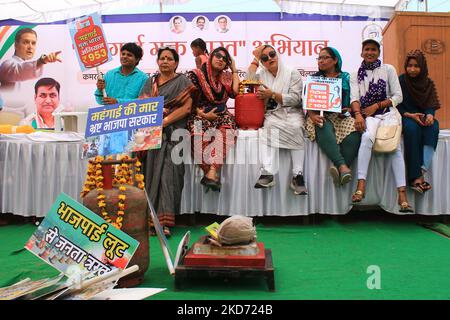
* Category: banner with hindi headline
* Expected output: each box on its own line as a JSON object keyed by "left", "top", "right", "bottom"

{"left": 83, "top": 97, "right": 163, "bottom": 157}
{"left": 0, "top": 13, "right": 386, "bottom": 118}
{"left": 24, "top": 192, "right": 139, "bottom": 276}
{"left": 67, "top": 12, "right": 113, "bottom": 72}
{"left": 303, "top": 76, "right": 342, "bottom": 113}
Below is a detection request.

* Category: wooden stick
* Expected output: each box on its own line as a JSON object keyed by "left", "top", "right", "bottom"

{"left": 96, "top": 66, "right": 107, "bottom": 97}
{"left": 144, "top": 188, "right": 175, "bottom": 275}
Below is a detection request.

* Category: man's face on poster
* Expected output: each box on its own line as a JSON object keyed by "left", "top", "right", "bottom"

{"left": 218, "top": 17, "right": 228, "bottom": 31}
{"left": 35, "top": 85, "right": 59, "bottom": 116}
{"left": 197, "top": 17, "right": 206, "bottom": 30}
{"left": 173, "top": 17, "right": 183, "bottom": 31}
{"left": 15, "top": 32, "right": 37, "bottom": 60}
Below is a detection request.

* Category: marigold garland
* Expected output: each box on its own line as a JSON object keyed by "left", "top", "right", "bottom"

{"left": 80, "top": 155, "right": 145, "bottom": 230}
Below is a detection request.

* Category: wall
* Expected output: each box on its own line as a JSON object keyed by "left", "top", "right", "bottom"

{"left": 383, "top": 12, "right": 450, "bottom": 128}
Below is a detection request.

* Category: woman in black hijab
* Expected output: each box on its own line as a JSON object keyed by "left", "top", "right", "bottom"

{"left": 398, "top": 49, "right": 440, "bottom": 193}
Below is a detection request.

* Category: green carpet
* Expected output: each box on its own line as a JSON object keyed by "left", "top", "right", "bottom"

{"left": 1, "top": 218, "right": 449, "bottom": 300}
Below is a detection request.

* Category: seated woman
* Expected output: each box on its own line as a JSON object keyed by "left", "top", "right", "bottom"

{"left": 139, "top": 47, "right": 196, "bottom": 236}
{"left": 187, "top": 47, "right": 240, "bottom": 192}
{"left": 305, "top": 47, "right": 361, "bottom": 186}
{"left": 190, "top": 38, "right": 209, "bottom": 69}
{"left": 247, "top": 45, "right": 307, "bottom": 195}
{"left": 398, "top": 49, "right": 440, "bottom": 193}
{"left": 350, "top": 39, "right": 413, "bottom": 212}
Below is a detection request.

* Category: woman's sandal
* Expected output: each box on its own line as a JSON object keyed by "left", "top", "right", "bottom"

{"left": 410, "top": 182, "right": 424, "bottom": 194}
{"left": 340, "top": 171, "right": 352, "bottom": 186}
{"left": 329, "top": 166, "right": 340, "bottom": 186}
{"left": 201, "top": 176, "right": 221, "bottom": 192}
{"left": 163, "top": 226, "right": 171, "bottom": 237}
{"left": 398, "top": 189, "right": 414, "bottom": 213}
{"left": 399, "top": 202, "right": 414, "bottom": 213}
{"left": 352, "top": 190, "right": 365, "bottom": 203}
{"left": 420, "top": 181, "right": 432, "bottom": 192}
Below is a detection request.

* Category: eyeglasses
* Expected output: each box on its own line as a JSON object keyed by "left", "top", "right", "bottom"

{"left": 260, "top": 51, "right": 277, "bottom": 62}
{"left": 316, "top": 56, "right": 333, "bottom": 61}
{"left": 213, "top": 51, "right": 228, "bottom": 62}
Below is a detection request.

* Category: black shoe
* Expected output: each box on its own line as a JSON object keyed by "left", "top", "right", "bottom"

{"left": 290, "top": 173, "right": 307, "bottom": 195}
{"left": 201, "top": 176, "right": 221, "bottom": 192}
{"left": 254, "top": 175, "right": 275, "bottom": 188}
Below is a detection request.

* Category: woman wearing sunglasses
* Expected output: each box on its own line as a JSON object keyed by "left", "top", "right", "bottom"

{"left": 187, "top": 47, "right": 240, "bottom": 191}
{"left": 305, "top": 47, "right": 361, "bottom": 187}
{"left": 247, "top": 45, "right": 307, "bottom": 195}
{"left": 139, "top": 47, "right": 196, "bottom": 236}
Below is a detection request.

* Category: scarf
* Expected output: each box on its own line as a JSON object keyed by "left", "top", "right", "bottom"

{"left": 330, "top": 47, "right": 342, "bottom": 72}
{"left": 191, "top": 58, "right": 232, "bottom": 105}
{"left": 357, "top": 59, "right": 387, "bottom": 108}
{"left": 257, "top": 57, "right": 293, "bottom": 109}
{"left": 403, "top": 49, "right": 440, "bottom": 110}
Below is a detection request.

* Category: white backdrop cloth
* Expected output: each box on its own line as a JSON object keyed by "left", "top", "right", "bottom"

{"left": 181, "top": 129, "right": 450, "bottom": 216}
{"left": 1, "top": 130, "right": 448, "bottom": 218}
{"left": 0, "top": 136, "right": 88, "bottom": 217}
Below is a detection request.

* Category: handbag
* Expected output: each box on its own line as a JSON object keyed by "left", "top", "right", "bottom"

{"left": 373, "top": 107, "right": 402, "bottom": 153}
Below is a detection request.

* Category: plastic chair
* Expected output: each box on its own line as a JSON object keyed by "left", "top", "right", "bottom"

{"left": 0, "top": 110, "right": 22, "bottom": 125}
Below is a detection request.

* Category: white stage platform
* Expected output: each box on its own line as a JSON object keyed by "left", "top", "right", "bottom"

{"left": 181, "top": 130, "right": 450, "bottom": 216}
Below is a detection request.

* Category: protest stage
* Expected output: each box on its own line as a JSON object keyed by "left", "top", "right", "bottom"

{"left": 180, "top": 129, "right": 450, "bottom": 217}
{"left": 2, "top": 130, "right": 449, "bottom": 218}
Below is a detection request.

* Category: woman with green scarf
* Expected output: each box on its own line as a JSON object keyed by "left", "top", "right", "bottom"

{"left": 305, "top": 47, "right": 361, "bottom": 186}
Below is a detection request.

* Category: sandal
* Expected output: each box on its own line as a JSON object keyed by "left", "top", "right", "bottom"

{"left": 410, "top": 182, "right": 424, "bottom": 194}
{"left": 420, "top": 181, "right": 432, "bottom": 192}
{"left": 340, "top": 171, "right": 352, "bottom": 186}
{"left": 329, "top": 166, "right": 340, "bottom": 186}
{"left": 398, "top": 189, "right": 414, "bottom": 213}
{"left": 399, "top": 202, "right": 414, "bottom": 213}
{"left": 163, "top": 226, "right": 172, "bottom": 237}
{"left": 352, "top": 190, "right": 365, "bottom": 203}
{"left": 201, "top": 176, "right": 221, "bottom": 192}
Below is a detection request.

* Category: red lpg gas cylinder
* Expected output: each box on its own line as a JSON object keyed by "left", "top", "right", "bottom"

{"left": 235, "top": 81, "right": 265, "bottom": 130}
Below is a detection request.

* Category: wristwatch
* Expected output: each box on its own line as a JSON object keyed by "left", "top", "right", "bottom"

{"left": 39, "top": 54, "right": 47, "bottom": 64}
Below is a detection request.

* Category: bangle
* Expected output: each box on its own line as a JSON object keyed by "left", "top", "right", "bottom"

{"left": 250, "top": 61, "right": 259, "bottom": 67}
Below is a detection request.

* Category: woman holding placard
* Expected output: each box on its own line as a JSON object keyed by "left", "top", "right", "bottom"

{"left": 305, "top": 47, "right": 361, "bottom": 187}
{"left": 139, "top": 47, "right": 196, "bottom": 236}
{"left": 350, "top": 39, "right": 413, "bottom": 212}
